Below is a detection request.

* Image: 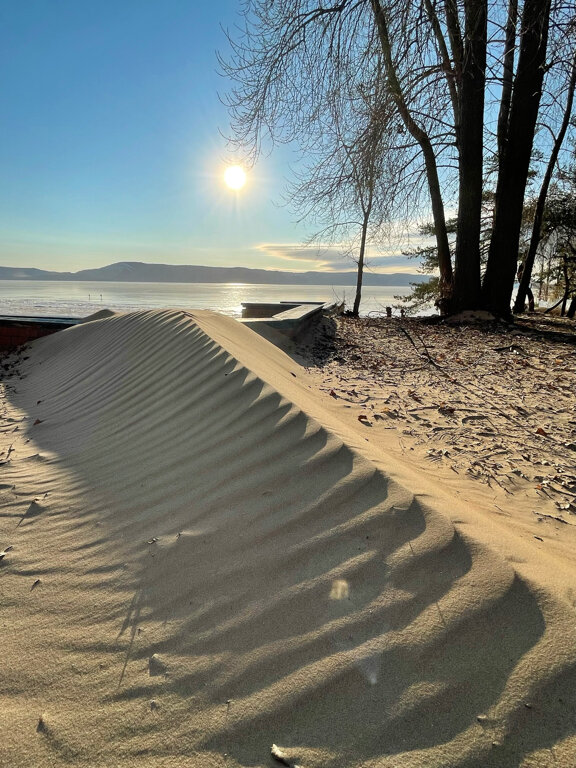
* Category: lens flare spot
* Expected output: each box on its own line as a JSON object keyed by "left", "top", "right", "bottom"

{"left": 329, "top": 579, "right": 350, "bottom": 600}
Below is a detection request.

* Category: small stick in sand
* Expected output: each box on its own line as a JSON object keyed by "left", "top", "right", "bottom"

{"left": 0, "top": 545, "right": 13, "bottom": 561}
{"left": 271, "top": 744, "right": 302, "bottom": 767}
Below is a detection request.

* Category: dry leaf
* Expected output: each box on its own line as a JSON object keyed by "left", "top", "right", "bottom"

{"left": 0, "top": 545, "right": 13, "bottom": 560}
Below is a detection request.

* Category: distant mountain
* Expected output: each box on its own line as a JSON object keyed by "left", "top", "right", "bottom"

{"left": 0, "top": 261, "right": 429, "bottom": 286}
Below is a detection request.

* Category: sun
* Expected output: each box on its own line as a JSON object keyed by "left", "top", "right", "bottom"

{"left": 224, "top": 165, "right": 247, "bottom": 190}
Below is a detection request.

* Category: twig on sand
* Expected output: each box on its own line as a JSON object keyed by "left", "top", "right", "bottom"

{"left": 533, "top": 511, "right": 570, "bottom": 525}
{"left": 398, "top": 326, "right": 444, "bottom": 370}
{"left": 271, "top": 744, "right": 302, "bottom": 767}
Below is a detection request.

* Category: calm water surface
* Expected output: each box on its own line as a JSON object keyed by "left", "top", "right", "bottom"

{"left": 0, "top": 280, "right": 421, "bottom": 318}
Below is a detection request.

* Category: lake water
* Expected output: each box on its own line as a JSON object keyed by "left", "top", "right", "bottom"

{"left": 0, "top": 280, "right": 422, "bottom": 318}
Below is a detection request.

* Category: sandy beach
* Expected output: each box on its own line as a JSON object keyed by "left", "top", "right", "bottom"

{"left": 1, "top": 309, "right": 576, "bottom": 767}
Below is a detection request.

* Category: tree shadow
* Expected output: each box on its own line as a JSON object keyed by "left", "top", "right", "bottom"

{"left": 203, "top": 576, "right": 546, "bottom": 766}
{"left": 4, "top": 310, "right": 572, "bottom": 766}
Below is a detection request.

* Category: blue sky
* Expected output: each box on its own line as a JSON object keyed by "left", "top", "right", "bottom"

{"left": 0, "top": 1, "right": 417, "bottom": 274}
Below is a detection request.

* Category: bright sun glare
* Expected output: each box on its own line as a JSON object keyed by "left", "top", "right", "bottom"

{"left": 224, "top": 165, "right": 247, "bottom": 190}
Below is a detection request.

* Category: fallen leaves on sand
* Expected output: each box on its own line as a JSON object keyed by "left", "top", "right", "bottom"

{"left": 302, "top": 314, "right": 576, "bottom": 519}
{"left": 427, "top": 448, "right": 450, "bottom": 460}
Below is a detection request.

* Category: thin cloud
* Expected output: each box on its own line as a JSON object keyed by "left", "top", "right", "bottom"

{"left": 255, "top": 242, "right": 352, "bottom": 270}
{"left": 254, "top": 241, "right": 426, "bottom": 274}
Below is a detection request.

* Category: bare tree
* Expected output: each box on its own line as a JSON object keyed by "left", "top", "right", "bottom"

{"left": 513, "top": 50, "right": 576, "bottom": 313}
{"left": 369, "top": 0, "right": 455, "bottom": 298}
{"left": 220, "top": 0, "right": 456, "bottom": 309}
{"left": 451, "top": 0, "right": 487, "bottom": 310}
{"left": 528, "top": 186, "right": 576, "bottom": 315}
{"left": 287, "top": 58, "right": 396, "bottom": 315}
{"left": 482, "top": 0, "right": 553, "bottom": 315}
{"left": 221, "top": 0, "right": 574, "bottom": 317}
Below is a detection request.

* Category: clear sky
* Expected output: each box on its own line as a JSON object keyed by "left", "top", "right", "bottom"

{"left": 0, "top": 1, "right": 417, "bottom": 274}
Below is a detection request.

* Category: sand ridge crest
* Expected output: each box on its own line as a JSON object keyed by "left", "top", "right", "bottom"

{"left": 0, "top": 309, "right": 575, "bottom": 767}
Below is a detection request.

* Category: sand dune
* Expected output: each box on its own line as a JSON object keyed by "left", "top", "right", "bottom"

{"left": 1, "top": 309, "right": 575, "bottom": 767}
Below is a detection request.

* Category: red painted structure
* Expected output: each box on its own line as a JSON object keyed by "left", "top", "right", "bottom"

{"left": 0, "top": 317, "right": 78, "bottom": 352}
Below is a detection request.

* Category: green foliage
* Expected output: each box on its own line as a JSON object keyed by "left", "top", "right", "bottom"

{"left": 396, "top": 218, "right": 457, "bottom": 310}
{"left": 543, "top": 191, "right": 576, "bottom": 305}
{"left": 521, "top": 174, "right": 576, "bottom": 312}
{"left": 404, "top": 245, "right": 439, "bottom": 274}
{"left": 395, "top": 277, "right": 440, "bottom": 314}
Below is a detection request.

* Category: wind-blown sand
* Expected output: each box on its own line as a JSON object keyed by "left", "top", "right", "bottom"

{"left": 1, "top": 309, "right": 576, "bottom": 767}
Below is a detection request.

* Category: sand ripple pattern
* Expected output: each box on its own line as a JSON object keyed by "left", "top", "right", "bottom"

{"left": 1, "top": 309, "right": 575, "bottom": 767}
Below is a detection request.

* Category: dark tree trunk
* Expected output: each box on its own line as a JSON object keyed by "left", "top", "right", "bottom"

{"left": 452, "top": 0, "right": 487, "bottom": 310}
{"left": 352, "top": 209, "right": 370, "bottom": 316}
{"left": 420, "top": 142, "right": 453, "bottom": 301}
{"left": 424, "top": 0, "right": 460, "bottom": 133}
{"left": 513, "top": 52, "right": 576, "bottom": 314}
{"left": 443, "top": 0, "right": 463, "bottom": 88}
{"left": 567, "top": 297, "right": 576, "bottom": 319}
{"left": 545, "top": 295, "right": 565, "bottom": 313}
{"left": 497, "top": 0, "right": 518, "bottom": 158}
{"left": 482, "top": 0, "right": 552, "bottom": 317}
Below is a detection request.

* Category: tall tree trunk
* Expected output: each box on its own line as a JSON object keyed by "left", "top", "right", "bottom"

{"left": 370, "top": 0, "right": 453, "bottom": 301}
{"left": 353, "top": 209, "right": 370, "bottom": 316}
{"left": 482, "top": 0, "right": 552, "bottom": 317}
{"left": 497, "top": 0, "right": 518, "bottom": 158}
{"left": 424, "top": 0, "right": 460, "bottom": 139}
{"left": 513, "top": 51, "right": 576, "bottom": 314}
{"left": 452, "top": 0, "right": 487, "bottom": 310}
{"left": 443, "top": 0, "right": 463, "bottom": 89}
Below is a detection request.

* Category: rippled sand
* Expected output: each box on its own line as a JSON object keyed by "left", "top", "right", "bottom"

{"left": 1, "top": 309, "right": 575, "bottom": 767}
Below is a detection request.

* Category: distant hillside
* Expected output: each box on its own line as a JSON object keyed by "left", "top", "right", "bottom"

{"left": 0, "top": 261, "right": 429, "bottom": 286}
